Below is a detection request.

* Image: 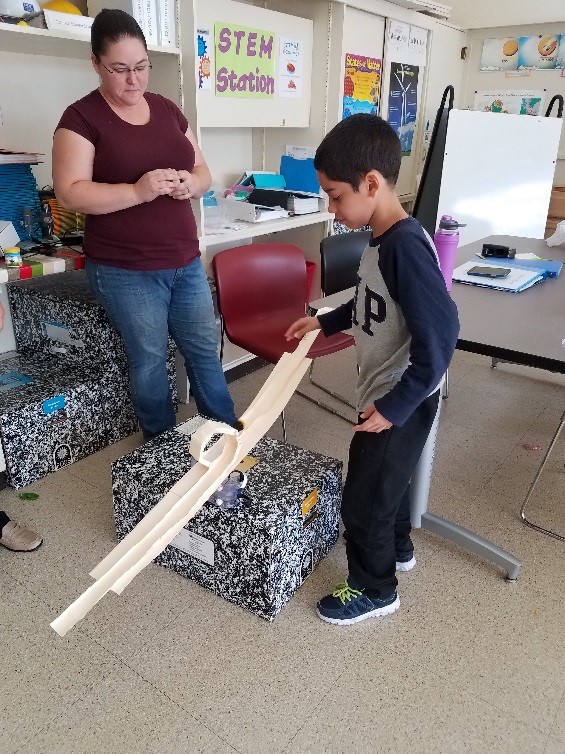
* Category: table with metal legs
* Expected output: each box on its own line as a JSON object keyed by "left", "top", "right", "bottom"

{"left": 411, "top": 397, "right": 521, "bottom": 580}
{"left": 309, "top": 285, "right": 523, "bottom": 581}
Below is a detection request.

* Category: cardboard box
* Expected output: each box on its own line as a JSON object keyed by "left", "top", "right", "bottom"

{"left": 0, "top": 354, "right": 107, "bottom": 489}
{"left": 112, "top": 417, "right": 342, "bottom": 620}
{"left": 548, "top": 186, "right": 565, "bottom": 220}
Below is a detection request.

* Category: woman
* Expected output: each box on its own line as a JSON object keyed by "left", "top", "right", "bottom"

{"left": 52, "top": 9, "right": 237, "bottom": 439}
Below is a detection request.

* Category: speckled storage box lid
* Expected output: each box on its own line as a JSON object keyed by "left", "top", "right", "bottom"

{"left": 112, "top": 417, "right": 343, "bottom": 621}
{"left": 0, "top": 352, "right": 107, "bottom": 488}
{"left": 7, "top": 271, "right": 123, "bottom": 366}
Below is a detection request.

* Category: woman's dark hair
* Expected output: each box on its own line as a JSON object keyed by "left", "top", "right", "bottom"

{"left": 91, "top": 8, "right": 147, "bottom": 59}
{"left": 314, "top": 114, "right": 401, "bottom": 189}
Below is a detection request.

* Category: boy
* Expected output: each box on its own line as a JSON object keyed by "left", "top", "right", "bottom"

{"left": 285, "top": 114, "right": 459, "bottom": 625}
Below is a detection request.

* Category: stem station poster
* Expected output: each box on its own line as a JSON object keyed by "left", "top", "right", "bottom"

{"left": 342, "top": 53, "right": 382, "bottom": 119}
{"left": 214, "top": 22, "right": 276, "bottom": 99}
{"left": 387, "top": 62, "right": 419, "bottom": 156}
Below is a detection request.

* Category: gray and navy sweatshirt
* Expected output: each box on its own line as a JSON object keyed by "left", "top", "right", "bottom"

{"left": 318, "top": 217, "right": 460, "bottom": 426}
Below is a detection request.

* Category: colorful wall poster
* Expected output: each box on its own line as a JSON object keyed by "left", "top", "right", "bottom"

{"left": 473, "top": 90, "right": 545, "bottom": 116}
{"left": 214, "top": 22, "right": 276, "bottom": 99}
{"left": 279, "top": 38, "right": 303, "bottom": 98}
{"left": 196, "top": 28, "right": 212, "bottom": 90}
{"left": 518, "top": 34, "right": 560, "bottom": 70}
{"left": 558, "top": 35, "right": 565, "bottom": 68}
{"left": 342, "top": 53, "right": 382, "bottom": 119}
{"left": 387, "top": 63, "right": 419, "bottom": 156}
{"left": 480, "top": 38, "right": 520, "bottom": 71}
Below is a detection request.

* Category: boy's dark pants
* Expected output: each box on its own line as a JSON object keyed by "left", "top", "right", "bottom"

{"left": 343, "top": 390, "right": 440, "bottom": 598}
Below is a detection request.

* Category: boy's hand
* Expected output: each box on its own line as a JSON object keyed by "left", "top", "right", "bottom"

{"left": 354, "top": 403, "right": 392, "bottom": 433}
{"left": 284, "top": 316, "right": 319, "bottom": 341}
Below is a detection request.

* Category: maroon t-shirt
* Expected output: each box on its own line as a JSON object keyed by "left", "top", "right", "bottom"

{"left": 56, "top": 90, "right": 200, "bottom": 271}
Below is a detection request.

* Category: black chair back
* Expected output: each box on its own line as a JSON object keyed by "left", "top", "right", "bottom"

{"left": 319, "top": 231, "right": 371, "bottom": 296}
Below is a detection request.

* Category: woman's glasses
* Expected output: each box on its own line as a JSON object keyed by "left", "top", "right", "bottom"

{"left": 98, "top": 62, "right": 152, "bottom": 76}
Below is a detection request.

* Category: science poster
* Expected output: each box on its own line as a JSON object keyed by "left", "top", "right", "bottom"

{"left": 196, "top": 28, "right": 212, "bottom": 90}
{"left": 279, "top": 38, "right": 303, "bottom": 98}
{"left": 518, "top": 34, "right": 560, "bottom": 69}
{"left": 342, "top": 53, "right": 382, "bottom": 119}
{"left": 480, "top": 38, "right": 520, "bottom": 71}
{"left": 387, "top": 62, "right": 419, "bottom": 156}
{"left": 473, "top": 90, "right": 545, "bottom": 116}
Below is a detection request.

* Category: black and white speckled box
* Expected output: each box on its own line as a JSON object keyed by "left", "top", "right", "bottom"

{"left": 7, "top": 271, "right": 178, "bottom": 443}
{"left": 112, "top": 417, "right": 343, "bottom": 621}
{"left": 7, "top": 271, "right": 123, "bottom": 368}
{"left": 0, "top": 354, "right": 107, "bottom": 488}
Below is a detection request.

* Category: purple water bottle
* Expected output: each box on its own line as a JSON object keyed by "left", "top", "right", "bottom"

{"left": 434, "top": 215, "right": 466, "bottom": 291}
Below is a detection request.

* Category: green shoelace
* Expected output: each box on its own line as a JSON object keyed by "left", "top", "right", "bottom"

{"left": 332, "top": 582, "right": 363, "bottom": 605}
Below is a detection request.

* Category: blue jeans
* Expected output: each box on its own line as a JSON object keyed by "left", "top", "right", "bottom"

{"left": 86, "top": 258, "right": 236, "bottom": 437}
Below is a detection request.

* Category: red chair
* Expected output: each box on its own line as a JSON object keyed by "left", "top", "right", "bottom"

{"left": 212, "top": 243, "right": 354, "bottom": 440}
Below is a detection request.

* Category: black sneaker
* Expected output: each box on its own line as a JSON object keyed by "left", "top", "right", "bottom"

{"left": 316, "top": 579, "right": 400, "bottom": 625}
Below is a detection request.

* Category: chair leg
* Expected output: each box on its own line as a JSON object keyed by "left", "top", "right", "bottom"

{"left": 442, "top": 368, "right": 449, "bottom": 400}
{"left": 219, "top": 316, "right": 225, "bottom": 363}
{"left": 520, "top": 409, "right": 565, "bottom": 542}
{"left": 307, "top": 360, "right": 356, "bottom": 409}
{"left": 280, "top": 410, "right": 287, "bottom": 443}
{"left": 296, "top": 388, "right": 352, "bottom": 423}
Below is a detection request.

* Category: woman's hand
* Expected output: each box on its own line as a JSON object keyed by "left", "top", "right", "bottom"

{"left": 0, "top": 302, "right": 4, "bottom": 332}
{"left": 134, "top": 169, "right": 180, "bottom": 203}
{"left": 284, "top": 316, "right": 320, "bottom": 341}
{"left": 171, "top": 170, "right": 197, "bottom": 200}
{"left": 353, "top": 403, "right": 392, "bottom": 433}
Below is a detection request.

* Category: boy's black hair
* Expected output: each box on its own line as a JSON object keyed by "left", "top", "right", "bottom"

{"left": 314, "top": 114, "right": 401, "bottom": 189}
{"left": 91, "top": 8, "right": 147, "bottom": 59}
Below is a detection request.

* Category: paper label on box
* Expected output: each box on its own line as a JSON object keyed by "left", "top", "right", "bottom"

{"left": 43, "top": 395, "right": 66, "bottom": 414}
{"left": 41, "top": 319, "right": 85, "bottom": 348}
{"left": 171, "top": 528, "right": 215, "bottom": 566}
{"left": 0, "top": 371, "right": 33, "bottom": 392}
{"left": 175, "top": 416, "right": 207, "bottom": 436}
{"left": 43, "top": 9, "right": 94, "bottom": 38}
{"left": 301, "top": 489, "right": 318, "bottom": 520}
{"left": 300, "top": 550, "right": 314, "bottom": 584}
{"left": 235, "top": 455, "right": 259, "bottom": 472}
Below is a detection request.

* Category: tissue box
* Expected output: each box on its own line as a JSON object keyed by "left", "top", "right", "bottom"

{"left": 0, "top": 354, "right": 106, "bottom": 489}
{"left": 112, "top": 417, "right": 342, "bottom": 620}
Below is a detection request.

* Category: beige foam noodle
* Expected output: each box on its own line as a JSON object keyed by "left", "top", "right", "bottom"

{"left": 50, "top": 318, "right": 327, "bottom": 637}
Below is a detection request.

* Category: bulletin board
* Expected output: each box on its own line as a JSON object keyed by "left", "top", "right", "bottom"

{"left": 195, "top": 0, "right": 313, "bottom": 128}
{"left": 435, "top": 109, "right": 563, "bottom": 246}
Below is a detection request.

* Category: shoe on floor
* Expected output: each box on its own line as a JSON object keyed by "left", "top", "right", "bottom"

{"left": 0, "top": 521, "right": 43, "bottom": 552}
{"left": 316, "top": 580, "right": 400, "bottom": 625}
{"left": 396, "top": 552, "right": 416, "bottom": 572}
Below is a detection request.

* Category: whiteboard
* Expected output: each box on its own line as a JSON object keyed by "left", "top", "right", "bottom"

{"left": 195, "top": 0, "right": 313, "bottom": 128}
{"left": 437, "top": 109, "right": 563, "bottom": 246}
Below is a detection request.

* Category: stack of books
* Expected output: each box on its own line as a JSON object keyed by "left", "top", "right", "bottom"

{"left": 287, "top": 193, "right": 323, "bottom": 216}
{"left": 87, "top": 0, "right": 176, "bottom": 47}
{"left": 0, "top": 150, "right": 44, "bottom": 165}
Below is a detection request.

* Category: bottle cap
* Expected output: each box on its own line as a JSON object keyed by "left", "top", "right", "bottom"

{"left": 439, "top": 215, "right": 466, "bottom": 231}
